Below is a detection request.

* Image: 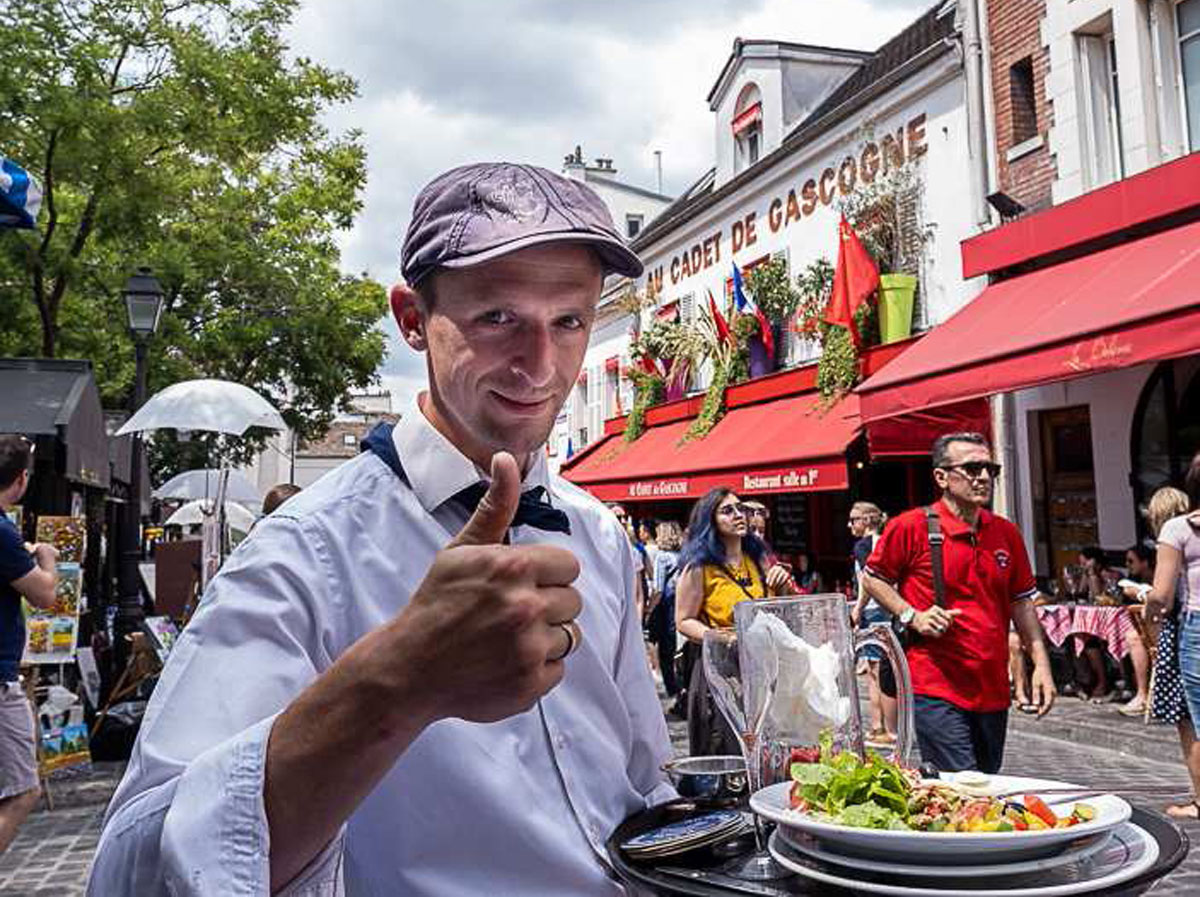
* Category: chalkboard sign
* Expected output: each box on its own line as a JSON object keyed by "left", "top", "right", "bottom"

{"left": 772, "top": 494, "right": 808, "bottom": 552}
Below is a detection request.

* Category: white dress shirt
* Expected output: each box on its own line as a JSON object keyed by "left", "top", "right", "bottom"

{"left": 88, "top": 397, "right": 674, "bottom": 896}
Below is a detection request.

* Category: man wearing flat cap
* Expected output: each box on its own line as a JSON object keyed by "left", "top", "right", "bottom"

{"left": 89, "top": 164, "right": 674, "bottom": 896}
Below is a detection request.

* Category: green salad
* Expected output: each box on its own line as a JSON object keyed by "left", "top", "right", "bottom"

{"left": 787, "top": 731, "right": 915, "bottom": 830}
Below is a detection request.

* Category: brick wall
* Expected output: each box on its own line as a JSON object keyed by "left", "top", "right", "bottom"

{"left": 986, "top": 0, "right": 1055, "bottom": 212}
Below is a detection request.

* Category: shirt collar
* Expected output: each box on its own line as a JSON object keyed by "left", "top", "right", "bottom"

{"left": 936, "top": 498, "right": 992, "bottom": 538}
{"left": 391, "top": 392, "right": 553, "bottom": 514}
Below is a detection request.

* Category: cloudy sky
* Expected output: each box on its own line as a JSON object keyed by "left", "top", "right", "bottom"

{"left": 286, "top": 0, "right": 933, "bottom": 407}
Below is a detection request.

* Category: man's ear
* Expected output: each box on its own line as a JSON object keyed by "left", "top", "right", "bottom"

{"left": 391, "top": 284, "right": 428, "bottom": 351}
{"left": 932, "top": 468, "right": 948, "bottom": 490}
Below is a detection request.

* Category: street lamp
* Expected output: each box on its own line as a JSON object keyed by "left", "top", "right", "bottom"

{"left": 115, "top": 267, "right": 164, "bottom": 670}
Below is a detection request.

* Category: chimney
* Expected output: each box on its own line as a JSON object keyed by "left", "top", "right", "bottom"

{"left": 653, "top": 150, "right": 663, "bottom": 193}
{"left": 590, "top": 157, "right": 617, "bottom": 179}
{"left": 562, "top": 145, "right": 586, "bottom": 180}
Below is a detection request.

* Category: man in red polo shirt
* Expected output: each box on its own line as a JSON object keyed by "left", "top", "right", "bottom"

{"left": 863, "top": 432, "right": 1055, "bottom": 773}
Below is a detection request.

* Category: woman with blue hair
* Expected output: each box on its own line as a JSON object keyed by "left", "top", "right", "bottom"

{"left": 676, "top": 488, "right": 793, "bottom": 756}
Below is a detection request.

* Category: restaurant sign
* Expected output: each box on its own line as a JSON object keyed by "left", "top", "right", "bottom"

{"left": 642, "top": 113, "right": 929, "bottom": 296}
{"left": 580, "top": 457, "right": 849, "bottom": 503}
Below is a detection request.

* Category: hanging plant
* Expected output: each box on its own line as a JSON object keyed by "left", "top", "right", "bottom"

{"left": 624, "top": 367, "right": 665, "bottom": 443}
{"left": 684, "top": 354, "right": 733, "bottom": 442}
{"left": 814, "top": 301, "right": 878, "bottom": 403}
{"left": 791, "top": 257, "right": 878, "bottom": 403}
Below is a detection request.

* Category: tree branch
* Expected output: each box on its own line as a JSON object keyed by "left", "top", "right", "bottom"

{"left": 36, "top": 130, "right": 59, "bottom": 258}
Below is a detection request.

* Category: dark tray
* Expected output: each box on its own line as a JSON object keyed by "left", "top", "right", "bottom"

{"left": 606, "top": 800, "right": 1189, "bottom": 896}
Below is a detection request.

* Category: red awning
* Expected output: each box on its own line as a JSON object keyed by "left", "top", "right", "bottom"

{"left": 562, "top": 392, "right": 860, "bottom": 502}
{"left": 859, "top": 219, "right": 1200, "bottom": 421}
{"left": 866, "top": 398, "right": 993, "bottom": 457}
{"left": 731, "top": 102, "right": 762, "bottom": 137}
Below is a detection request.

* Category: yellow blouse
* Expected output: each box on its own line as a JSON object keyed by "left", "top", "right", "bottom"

{"left": 700, "top": 556, "right": 766, "bottom": 629}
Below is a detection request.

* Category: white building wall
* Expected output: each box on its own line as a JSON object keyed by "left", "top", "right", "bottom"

{"left": 644, "top": 62, "right": 981, "bottom": 333}
{"left": 1044, "top": 0, "right": 1193, "bottom": 203}
{"left": 583, "top": 178, "right": 671, "bottom": 237}
{"left": 1010, "top": 364, "right": 1152, "bottom": 574}
{"left": 713, "top": 58, "right": 785, "bottom": 185}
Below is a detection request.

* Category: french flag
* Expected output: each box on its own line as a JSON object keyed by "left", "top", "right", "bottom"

{"left": 731, "top": 263, "right": 773, "bottom": 361}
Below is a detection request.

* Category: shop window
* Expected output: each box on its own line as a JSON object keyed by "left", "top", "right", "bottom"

{"left": 1077, "top": 27, "right": 1124, "bottom": 187}
{"left": 1180, "top": 0, "right": 1200, "bottom": 150}
{"left": 679, "top": 292, "right": 696, "bottom": 325}
{"left": 626, "top": 214, "right": 644, "bottom": 239}
{"left": 1009, "top": 56, "right": 1038, "bottom": 145}
{"left": 1130, "top": 359, "right": 1200, "bottom": 536}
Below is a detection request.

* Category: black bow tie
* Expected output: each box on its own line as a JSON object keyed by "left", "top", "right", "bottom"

{"left": 451, "top": 482, "right": 572, "bottom": 535}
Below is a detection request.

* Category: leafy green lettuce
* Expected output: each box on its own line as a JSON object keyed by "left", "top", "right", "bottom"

{"left": 788, "top": 730, "right": 912, "bottom": 830}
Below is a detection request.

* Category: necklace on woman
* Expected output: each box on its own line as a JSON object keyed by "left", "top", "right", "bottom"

{"left": 725, "top": 555, "right": 752, "bottom": 588}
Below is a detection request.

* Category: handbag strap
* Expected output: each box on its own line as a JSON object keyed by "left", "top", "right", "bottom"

{"left": 925, "top": 506, "right": 946, "bottom": 609}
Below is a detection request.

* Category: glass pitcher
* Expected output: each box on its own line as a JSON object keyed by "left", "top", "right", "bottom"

{"left": 733, "top": 594, "right": 914, "bottom": 788}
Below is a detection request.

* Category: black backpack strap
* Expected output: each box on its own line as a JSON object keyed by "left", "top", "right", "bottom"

{"left": 925, "top": 506, "right": 946, "bottom": 609}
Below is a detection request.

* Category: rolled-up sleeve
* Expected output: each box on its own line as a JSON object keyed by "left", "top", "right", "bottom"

{"left": 88, "top": 516, "right": 345, "bottom": 896}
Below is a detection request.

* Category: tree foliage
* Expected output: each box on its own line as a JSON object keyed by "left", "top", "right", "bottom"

{"left": 0, "top": 0, "right": 387, "bottom": 470}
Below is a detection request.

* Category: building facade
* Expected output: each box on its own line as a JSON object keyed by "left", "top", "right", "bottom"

{"left": 560, "top": 2, "right": 999, "bottom": 585}
{"left": 978, "top": 0, "right": 1200, "bottom": 580}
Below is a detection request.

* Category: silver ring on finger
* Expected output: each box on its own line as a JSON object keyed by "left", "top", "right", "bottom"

{"left": 549, "top": 620, "right": 581, "bottom": 662}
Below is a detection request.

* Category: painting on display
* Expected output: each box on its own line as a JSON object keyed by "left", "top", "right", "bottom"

{"left": 23, "top": 517, "right": 85, "bottom": 665}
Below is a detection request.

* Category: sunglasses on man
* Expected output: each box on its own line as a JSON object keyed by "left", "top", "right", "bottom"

{"left": 941, "top": 461, "right": 1002, "bottom": 480}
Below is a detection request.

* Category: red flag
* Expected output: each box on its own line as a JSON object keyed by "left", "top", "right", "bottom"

{"left": 707, "top": 289, "right": 732, "bottom": 346}
{"left": 823, "top": 216, "right": 879, "bottom": 348}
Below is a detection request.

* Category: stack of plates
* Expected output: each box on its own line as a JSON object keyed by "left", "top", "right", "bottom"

{"left": 620, "top": 809, "right": 749, "bottom": 860}
{"left": 749, "top": 773, "right": 1158, "bottom": 896}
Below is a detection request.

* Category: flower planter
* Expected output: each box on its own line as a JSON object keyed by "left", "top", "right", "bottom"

{"left": 878, "top": 273, "right": 916, "bottom": 344}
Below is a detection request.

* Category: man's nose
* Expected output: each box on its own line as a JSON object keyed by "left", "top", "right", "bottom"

{"left": 511, "top": 322, "right": 555, "bottom": 387}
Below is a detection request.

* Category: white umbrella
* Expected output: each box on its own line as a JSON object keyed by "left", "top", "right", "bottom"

{"left": 154, "top": 469, "right": 262, "bottom": 506}
{"left": 116, "top": 379, "right": 285, "bottom": 436}
{"left": 164, "top": 499, "right": 257, "bottom": 532}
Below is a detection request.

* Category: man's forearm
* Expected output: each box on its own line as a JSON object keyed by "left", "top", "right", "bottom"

{"left": 862, "top": 572, "right": 910, "bottom": 617}
{"left": 265, "top": 625, "right": 433, "bottom": 893}
{"left": 1012, "top": 599, "right": 1051, "bottom": 669}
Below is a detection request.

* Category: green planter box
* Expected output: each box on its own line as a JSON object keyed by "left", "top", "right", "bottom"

{"left": 878, "top": 273, "right": 917, "bottom": 344}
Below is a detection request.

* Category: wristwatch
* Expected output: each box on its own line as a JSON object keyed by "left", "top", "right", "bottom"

{"left": 898, "top": 607, "right": 917, "bottom": 629}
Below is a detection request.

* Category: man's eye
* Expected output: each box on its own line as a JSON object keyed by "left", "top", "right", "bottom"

{"left": 478, "top": 310, "right": 513, "bottom": 325}
{"left": 556, "top": 315, "right": 585, "bottom": 331}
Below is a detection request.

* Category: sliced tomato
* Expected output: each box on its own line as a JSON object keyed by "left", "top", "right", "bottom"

{"left": 1023, "top": 794, "right": 1058, "bottom": 827}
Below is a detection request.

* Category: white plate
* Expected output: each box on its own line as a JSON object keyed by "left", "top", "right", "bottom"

{"left": 751, "top": 774, "right": 1131, "bottom": 864}
{"left": 778, "top": 827, "right": 1112, "bottom": 878}
{"left": 767, "top": 822, "right": 1158, "bottom": 896}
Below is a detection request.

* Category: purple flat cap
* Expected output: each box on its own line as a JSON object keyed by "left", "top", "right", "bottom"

{"left": 401, "top": 162, "right": 644, "bottom": 285}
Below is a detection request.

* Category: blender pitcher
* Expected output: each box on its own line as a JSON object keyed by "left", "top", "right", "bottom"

{"left": 733, "top": 594, "right": 914, "bottom": 788}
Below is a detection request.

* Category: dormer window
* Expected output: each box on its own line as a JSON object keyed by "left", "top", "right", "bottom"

{"left": 732, "top": 83, "right": 763, "bottom": 172}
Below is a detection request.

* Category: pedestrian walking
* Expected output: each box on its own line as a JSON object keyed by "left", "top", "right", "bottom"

{"left": 88, "top": 163, "right": 674, "bottom": 896}
{"left": 1145, "top": 455, "right": 1200, "bottom": 819}
{"left": 675, "top": 489, "right": 792, "bottom": 756}
{"left": 647, "top": 521, "right": 683, "bottom": 706}
{"left": 863, "top": 432, "right": 1056, "bottom": 773}
{"left": 849, "top": 502, "right": 895, "bottom": 744}
{"left": 0, "top": 434, "right": 58, "bottom": 854}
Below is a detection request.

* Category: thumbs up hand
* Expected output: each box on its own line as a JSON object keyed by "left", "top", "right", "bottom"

{"left": 355, "top": 452, "right": 583, "bottom": 726}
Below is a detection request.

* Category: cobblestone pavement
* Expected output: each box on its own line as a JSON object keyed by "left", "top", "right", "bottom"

{"left": 0, "top": 763, "right": 123, "bottom": 897}
{"left": 1, "top": 698, "right": 1197, "bottom": 895}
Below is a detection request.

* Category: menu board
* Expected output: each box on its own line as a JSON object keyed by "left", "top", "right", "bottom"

{"left": 772, "top": 494, "right": 809, "bottom": 552}
{"left": 23, "top": 516, "right": 85, "bottom": 665}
